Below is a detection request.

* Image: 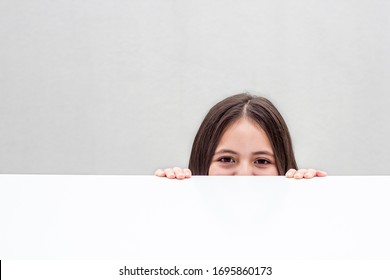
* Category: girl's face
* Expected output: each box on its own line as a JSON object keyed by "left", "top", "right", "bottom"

{"left": 208, "top": 117, "right": 279, "bottom": 176}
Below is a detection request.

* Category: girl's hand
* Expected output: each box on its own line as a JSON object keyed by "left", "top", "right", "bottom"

{"left": 285, "top": 168, "right": 327, "bottom": 179}
{"left": 154, "top": 167, "right": 192, "bottom": 180}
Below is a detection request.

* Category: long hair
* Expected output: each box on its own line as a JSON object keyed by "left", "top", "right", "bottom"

{"left": 188, "top": 93, "right": 298, "bottom": 175}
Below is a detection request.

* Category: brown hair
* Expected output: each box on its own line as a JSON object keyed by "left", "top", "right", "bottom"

{"left": 188, "top": 93, "right": 298, "bottom": 175}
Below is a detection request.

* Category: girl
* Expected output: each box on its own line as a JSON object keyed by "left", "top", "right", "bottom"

{"left": 155, "top": 93, "right": 327, "bottom": 180}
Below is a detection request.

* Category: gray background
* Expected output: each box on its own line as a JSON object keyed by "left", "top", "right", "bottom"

{"left": 1, "top": 0, "right": 389, "bottom": 175}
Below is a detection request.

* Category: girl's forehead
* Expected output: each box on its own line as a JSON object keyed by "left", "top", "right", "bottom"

{"left": 217, "top": 117, "right": 272, "bottom": 148}
{"left": 223, "top": 117, "right": 265, "bottom": 134}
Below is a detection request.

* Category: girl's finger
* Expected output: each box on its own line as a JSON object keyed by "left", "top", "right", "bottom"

{"left": 285, "top": 169, "right": 296, "bottom": 178}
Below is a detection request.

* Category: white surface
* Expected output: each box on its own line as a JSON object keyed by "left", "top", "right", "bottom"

{"left": 1, "top": 175, "right": 389, "bottom": 260}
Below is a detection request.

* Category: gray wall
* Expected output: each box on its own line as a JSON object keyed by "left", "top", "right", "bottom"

{"left": 1, "top": 0, "right": 389, "bottom": 175}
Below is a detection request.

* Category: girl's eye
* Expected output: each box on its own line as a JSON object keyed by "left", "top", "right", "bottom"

{"left": 255, "top": 159, "right": 271, "bottom": 165}
{"left": 218, "top": 157, "right": 235, "bottom": 163}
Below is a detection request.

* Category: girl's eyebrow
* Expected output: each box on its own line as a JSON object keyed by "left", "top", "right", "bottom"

{"left": 214, "top": 149, "right": 237, "bottom": 155}
{"left": 214, "top": 149, "right": 274, "bottom": 157}
{"left": 252, "top": 151, "right": 274, "bottom": 157}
